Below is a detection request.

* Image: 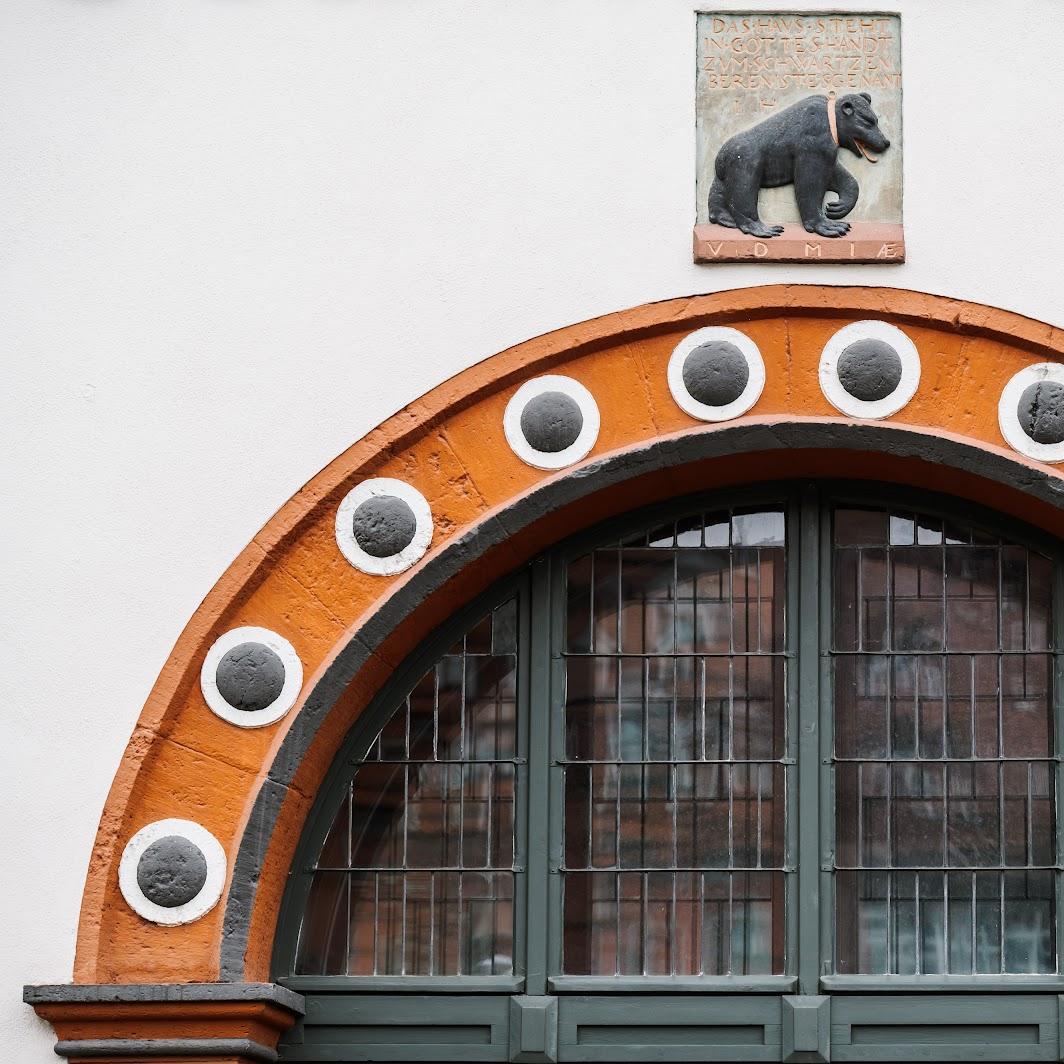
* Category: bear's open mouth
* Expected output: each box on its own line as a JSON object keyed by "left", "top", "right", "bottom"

{"left": 854, "top": 139, "right": 879, "bottom": 163}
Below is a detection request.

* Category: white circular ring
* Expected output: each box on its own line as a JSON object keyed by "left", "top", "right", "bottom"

{"left": 819, "top": 320, "right": 920, "bottom": 419}
{"left": 335, "top": 478, "right": 433, "bottom": 575}
{"left": 503, "top": 375, "right": 600, "bottom": 470}
{"left": 667, "top": 327, "right": 766, "bottom": 422}
{"left": 200, "top": 625, "right": 303, "bottom": 728}
{"left": 999, "top": 362, "right": 1064, "bottom": 463}
{"left": 119, "top": 818, "right": 227, "bottom": 926}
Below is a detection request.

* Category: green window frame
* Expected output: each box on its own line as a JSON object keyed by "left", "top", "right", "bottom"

{"left": 274, "top": 483, "right": 1064, "bottom": 1063}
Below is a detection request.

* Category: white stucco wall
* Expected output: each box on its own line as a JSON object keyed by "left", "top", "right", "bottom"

{"left": 2, "top": 1, "right": 1061, "bottom": 1059}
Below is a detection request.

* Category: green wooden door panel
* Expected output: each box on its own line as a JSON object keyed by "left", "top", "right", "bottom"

{"left": 282, "top": 994, "right": 510, "bottom": 1062}
{"left": 830, "top": 994, "right": 1059, "bottom": 1062}
{"left": 285, "top": 989, "right": 1064, "bottom": 1063}
{"left": 556, "top": 995, "right": 782, "bottom": 1062}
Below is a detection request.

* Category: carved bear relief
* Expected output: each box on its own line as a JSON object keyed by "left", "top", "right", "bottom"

{"left": 694, "top": 12, "right": 903, "bottom": 263}
{"left": 707, "top": 92, "right": 891, "bottom": 238}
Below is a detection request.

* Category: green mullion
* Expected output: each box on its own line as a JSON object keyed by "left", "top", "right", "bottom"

{"left": 819, "top": 973, "right": 1064, "bottom": 992}
{"left": 819, "top": 489, "right": 837, "bottom": 984}
{"left": 796, "top": 483, "right": 823, "bottom": 994}
{"left": 511, "top": 578, "right": 533, "bottom": 989}
{"left": 548, "top": 974, "right": 798, "bottom": 993}
{"left": 784, "top": 494, "right": 802, "bottom": 983}
{"left": 546, "top": 552, "right": 569, "bottom": 984}
{"left": 524, "top": 555, "right": 554, "bottom": 995}
{"left": 1053, "top": 559, "right": 1064, "bottom": 976}
{"left": 282, "top": 975, "right": 526, "bottom": 993}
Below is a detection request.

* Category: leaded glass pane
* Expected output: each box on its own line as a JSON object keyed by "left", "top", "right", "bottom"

{"left": 561, "top": 507, "right": 788, "bottom": 976}
{"left": 294, "top": 597, "right": 519, "bottom": 976}
{"left": 833, "top": 507, "right": 1058, "bottom": 975}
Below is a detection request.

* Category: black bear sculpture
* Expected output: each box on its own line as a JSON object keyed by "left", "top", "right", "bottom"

{"left": 707, "top": 92, "right": 890, "bottom": 239}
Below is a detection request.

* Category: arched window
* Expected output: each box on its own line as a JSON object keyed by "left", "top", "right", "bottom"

{"left": 293, "top": 595, "right": 521, "bottom": 981}
{"left": 275, "top": 487, "right": 1061, "bottom": 1060}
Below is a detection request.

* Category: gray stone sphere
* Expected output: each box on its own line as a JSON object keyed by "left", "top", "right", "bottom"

{"left": 837, "top": 338, "right": 903, "bottom": 402}
{"left": 136, "top": 835, "right": 208, "bottom": 908}
{"left": 215, "top": 642, "right": 286, "bottom": 713}
{"left": 682, "top": 341, "right": 750, "bottom": 407}
{"left": 351, "top": 495, "right": 418, "bottom": 558}
{"left": 1018, "top": 380, "right": 1064, "bottom": 445}
{"left": 520, "top": 391, "right": 584, "bottom": 453}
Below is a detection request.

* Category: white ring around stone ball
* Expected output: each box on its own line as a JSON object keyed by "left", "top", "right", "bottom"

{"left": 503, "top": 375, "right": 601, "bottom": 470}
{"left": 335, "top": 477, "right": 434, "bottom": 575}
{"left": 819, "top": 320, "right": 920, "bottom": 419}
{"left": 998, "top": 362, "right": 1064, "bottom": 463}
{"left": 200, "top": 625, "right": 304, "bottom": 728}
{"left": 667, "top": 327, "right": 766, "bottom": 422}
{"left": 119, "top": 818, "right": 227, "bottom": 926}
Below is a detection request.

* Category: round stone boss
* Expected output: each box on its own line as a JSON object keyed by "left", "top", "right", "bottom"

{"left": 215, "top": 641, "right": 286, "bottom": 713}
{"left": 335, "top": 478, "right": 433, "bottom": 575}
{"left": 350, "top": 494, "right": 419, "bottom": 558}
{"left": 836, "top": 337, "right": 904, "bottom": 402}
{"left": 136, "top": 835, "right": 208, "bottom": 908}
{"left": 682, "top": 340, "right": 750, "bottom": 407}
{"left": 1019, "top": 380, "right": 1064, "bottom": 445}
{"left": 503, "top": 375, "right": 600, "bottom": 470}
{"left": 519, "top": 390, "right": 584, "bottom": 453}
{"left": 119, "top": 818, "right": 226, "bottom": 925}
{"left": 999, "top": 363, "right": 1064, "bottom": 463}
{"left": 667, "top": 327, "right": 765, "bottom": 422}
{"left": 819, "top": 320, "right": 920, "bottom": 418}
{"left": 200, "top": 626, "right": 303, "bottom": 728}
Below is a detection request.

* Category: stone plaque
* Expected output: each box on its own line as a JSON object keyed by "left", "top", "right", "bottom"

{"left": 695, "top": 12, "right": 903, "bottom": 263}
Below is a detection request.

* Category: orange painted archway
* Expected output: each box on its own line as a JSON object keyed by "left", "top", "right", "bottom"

{"left": 68, "top": 286, "right": 1064, "bottom": 999}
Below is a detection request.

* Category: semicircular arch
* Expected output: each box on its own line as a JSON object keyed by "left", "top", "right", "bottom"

{"left": 71, "top": 286, "right": 1064, "bottom": 986}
